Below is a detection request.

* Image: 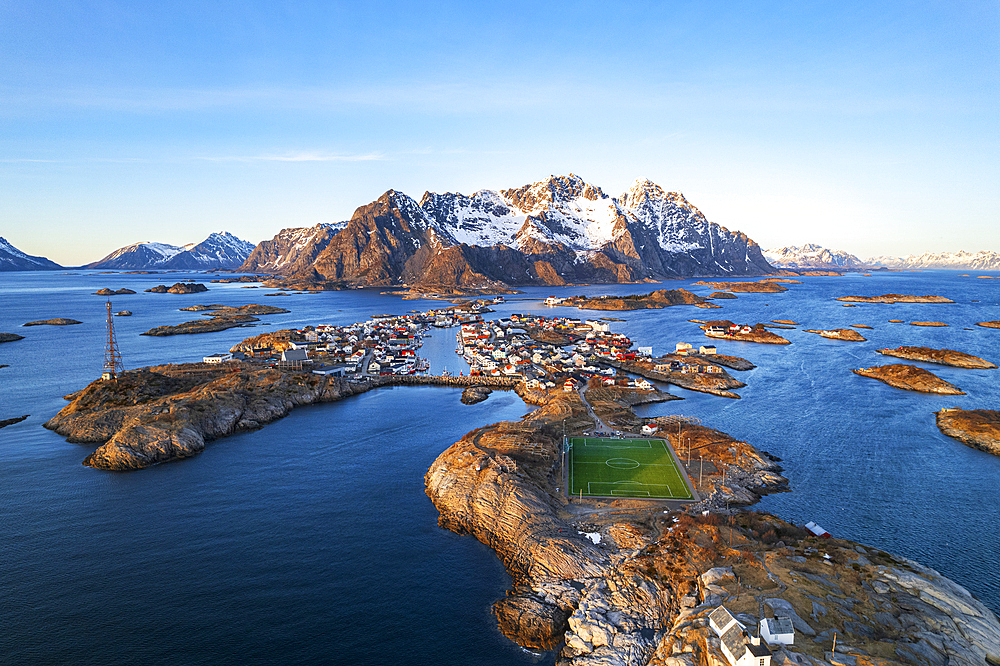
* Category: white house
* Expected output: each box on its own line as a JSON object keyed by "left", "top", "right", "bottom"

{"left": 710, "top": 606, "right": 772, "bottom": 666}
{"left": 203, "top": 352, "right": 233, "bottom": 364}
{"left": 760, "top": 617, "right": 794, "bottom": 645}
{"left": 699, "top": 345, "right": 717, "bottom": 355}
{"left": 641, "top": 423, "right": 659, "bottom": 436}
{"left": 676, "top": 342, "right": 693, "bottom": 352}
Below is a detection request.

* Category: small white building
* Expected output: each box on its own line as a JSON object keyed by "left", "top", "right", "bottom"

{"left": 676, "top": 342, "right": 693, "bottom": 353}
{"left": 760, "top": 617, "right": 795, "bottom": 645}
{"left": 203, "top": 352, "right": 233, "bottom": 364}
{"left": 710, "top": 606, "right": 772, "bottom": 666}
{"left": 699, "top": 345, "right": 717, "bottom": 355}
{"left": 641, "top": 423, "right": 659, "bottom": 436}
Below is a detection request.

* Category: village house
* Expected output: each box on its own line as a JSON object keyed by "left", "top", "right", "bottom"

{"left": 709, "top": 606, "right": 772, "bottom": 666}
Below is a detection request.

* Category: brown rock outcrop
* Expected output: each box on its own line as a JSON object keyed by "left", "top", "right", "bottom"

{"left": 691, "top": 281, "right": 788, "bottom": 293}
{"left": 0, "top": 333, "right": 25, "bottom": 343}
{"left": 145, "top": 283, "right": 209, "bottom": 294}
{"left": 22, "top": 318, "right": 81, "bottom": 326}
{"left": 852, "top": 364, "right": 965, "bottom": 394}
{"left": 977, "top": 321, "right": 1000, "bottom": 329}
{"left": 877, "top": 346, "right": 996, "bottom": 369}
{"left": 936, "top": 408, "right": 1000, "bottom": 457}
{"left": 93, "top": 288, "right": 136, "bottom": 295}
{"left": 836, "top": 293, "right": 954, "bottom": 303}
{"left": 805, "top": 328, "right": 867, "bottom": 341}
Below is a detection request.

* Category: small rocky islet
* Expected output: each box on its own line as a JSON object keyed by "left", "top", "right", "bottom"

{"left": 835, "top": 294, "right": 955, "bottom": 304}
{"left": 144, "top": 282, "right": 208, "bottom": 294}
{"left": 22, "top": 318, "right": 82, "bottom": 326}
{"left": 877, "top": 346, "right": 996, "bottom": 369}
{"left": 852, "top": 364, "right": 965, "bottom": 395}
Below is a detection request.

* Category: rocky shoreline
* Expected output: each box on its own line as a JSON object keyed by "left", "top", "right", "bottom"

{"left": 43, "top": 364, "right": 523, "bottom": 470}
{"left": 935, "top": 408, "right": 1000, "bottom": 457}
{"left": 40, "top": 353, "right": 1000, "bottom": 664}
{"left": 424, "top": 387, "right": 1000, "bottom": 665}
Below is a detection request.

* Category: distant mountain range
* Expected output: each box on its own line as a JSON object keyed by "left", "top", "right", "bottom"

{"left": 0, "top": 237, "right": 62, "bottom": 271}
{"left": 867, "top": 250, "right": 1000, "bottom": 271}
{"left": 239, "top": 174, "right": 776, "bottom": 289}
{"left": 86, "top": 232, "right": 255, "bottom": 270}
{"left": 764, "top": 244, "right": 871, "bottom": 270}
{"left": 765, "top": 244, "right": 1000, "bottom": 272}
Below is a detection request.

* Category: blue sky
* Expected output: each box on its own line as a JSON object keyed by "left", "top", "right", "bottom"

{"left": 2, "top": 0, "right": 997, "bottom": 266}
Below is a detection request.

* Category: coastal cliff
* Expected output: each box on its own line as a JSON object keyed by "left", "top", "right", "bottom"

{"left": 43, "top": 364, "right": 522, "bottom": 470}
{"left": 425, "top": 388, "right": 1000, "bottom": 665}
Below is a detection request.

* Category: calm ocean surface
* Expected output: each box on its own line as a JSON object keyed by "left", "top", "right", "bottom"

{"left": 1, "top": 270, "right": 998, "bottom": 665}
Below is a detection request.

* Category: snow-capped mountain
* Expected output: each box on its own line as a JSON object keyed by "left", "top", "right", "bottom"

{"left": 764, "top": 244, "right": 869, "bottom": 270}
{"left": 87, "top": 232, "right": 255, "bottom": 270}
{"left": 238, "top": 223, "right": 346, "bottom": 274}
{"left": 256, "top": 174, "right": 775, "bottom": 289}
{"left": 161, "top": 232, "right": 256, "bottom": 269}
{"left": 0, "top": 237, "right": 62, "bottom": 271}
{"left": 867, "top": 250, "right": 1000, "bottom": 271}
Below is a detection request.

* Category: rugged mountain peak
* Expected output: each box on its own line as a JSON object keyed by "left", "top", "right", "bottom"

{"left": 502, "top": 174, "right": 606, "bottom": 214}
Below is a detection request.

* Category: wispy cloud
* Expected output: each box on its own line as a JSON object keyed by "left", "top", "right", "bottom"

{"left": 196, "top": 152, "right": 386, "bottom": 163}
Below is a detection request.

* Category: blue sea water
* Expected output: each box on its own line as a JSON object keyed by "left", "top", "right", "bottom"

{"left": 0, "top": 270, "right": 998, "bottom": 664}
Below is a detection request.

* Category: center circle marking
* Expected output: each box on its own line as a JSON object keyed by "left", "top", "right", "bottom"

{"left": 606, "top": 458, "right": 640, "bottom": 469}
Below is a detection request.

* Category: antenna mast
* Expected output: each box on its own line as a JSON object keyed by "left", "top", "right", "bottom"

{"left": 103, "top": 300, "right": 124, "bottom": 380}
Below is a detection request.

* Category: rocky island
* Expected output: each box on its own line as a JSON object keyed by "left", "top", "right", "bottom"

{"left": 425, "top": 384, "right": 1000, "bottom": 665}
{"left": 836, "top": 294, "right": 955, "bottom": 304}
{"left": 145, "top": 282, "right": 209, "bottom": 294}
{"left": 877, "top": 346, "right": 997, "bottom": 369}
{"left": 936, "top": 408, "right": 1000, "bottom": 457}
{"left": 141, "top": 304, "right": 290, "bottom": 336}
{"left": 976, "top": 321, "right": 1000, "bottom": 329}
{"left": 1, "top": 333, "right": 25, "bottom": 343}
{"left": 558, "top": 288, "right": 717, "bottom": 311}
{"left": 700, "top": 320, "right": 791, "bottom": 345}
{"left": 691, "top": 280, "right": 788, "bottom": 293}
{"left": 805, "top": 328, "right": 867, "bottom": 341}
{"left": 93, "top": 288, "right": 136, "bottom": 295}
{"left": 852, "top": 364, "right": 965, "bottom": 394}
{"left": 22, "top": 318, "right": 82, "bottom": 326}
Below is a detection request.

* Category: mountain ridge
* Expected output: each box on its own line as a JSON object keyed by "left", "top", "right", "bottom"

{"left": 0, "top": 237, "right": 63, "bottom": 271}
{"left": 87, "top": 232, "right": 255, "bottom": 270}
{"left": 242, "top": 174, "right": 777, "bottom": 289}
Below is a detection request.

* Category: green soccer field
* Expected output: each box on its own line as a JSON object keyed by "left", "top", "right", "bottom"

{"left": 566, "top": 437, "right": 693, "bottom": 499}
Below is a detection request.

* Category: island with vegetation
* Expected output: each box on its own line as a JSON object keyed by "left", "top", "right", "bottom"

{"left": 141, "top": 304, "right": 291, "bottom": 336}
{"left": 145, "top": 282, "right": 209, "bottom": 294}
{"left": 877, "top": 346, "right": 996, "bottom": 369}
{"left": 691, "top": 280, "right": 789, "bottom": 293}
{"left": 557, "top": 288, "right": 717, "bottom": 311}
